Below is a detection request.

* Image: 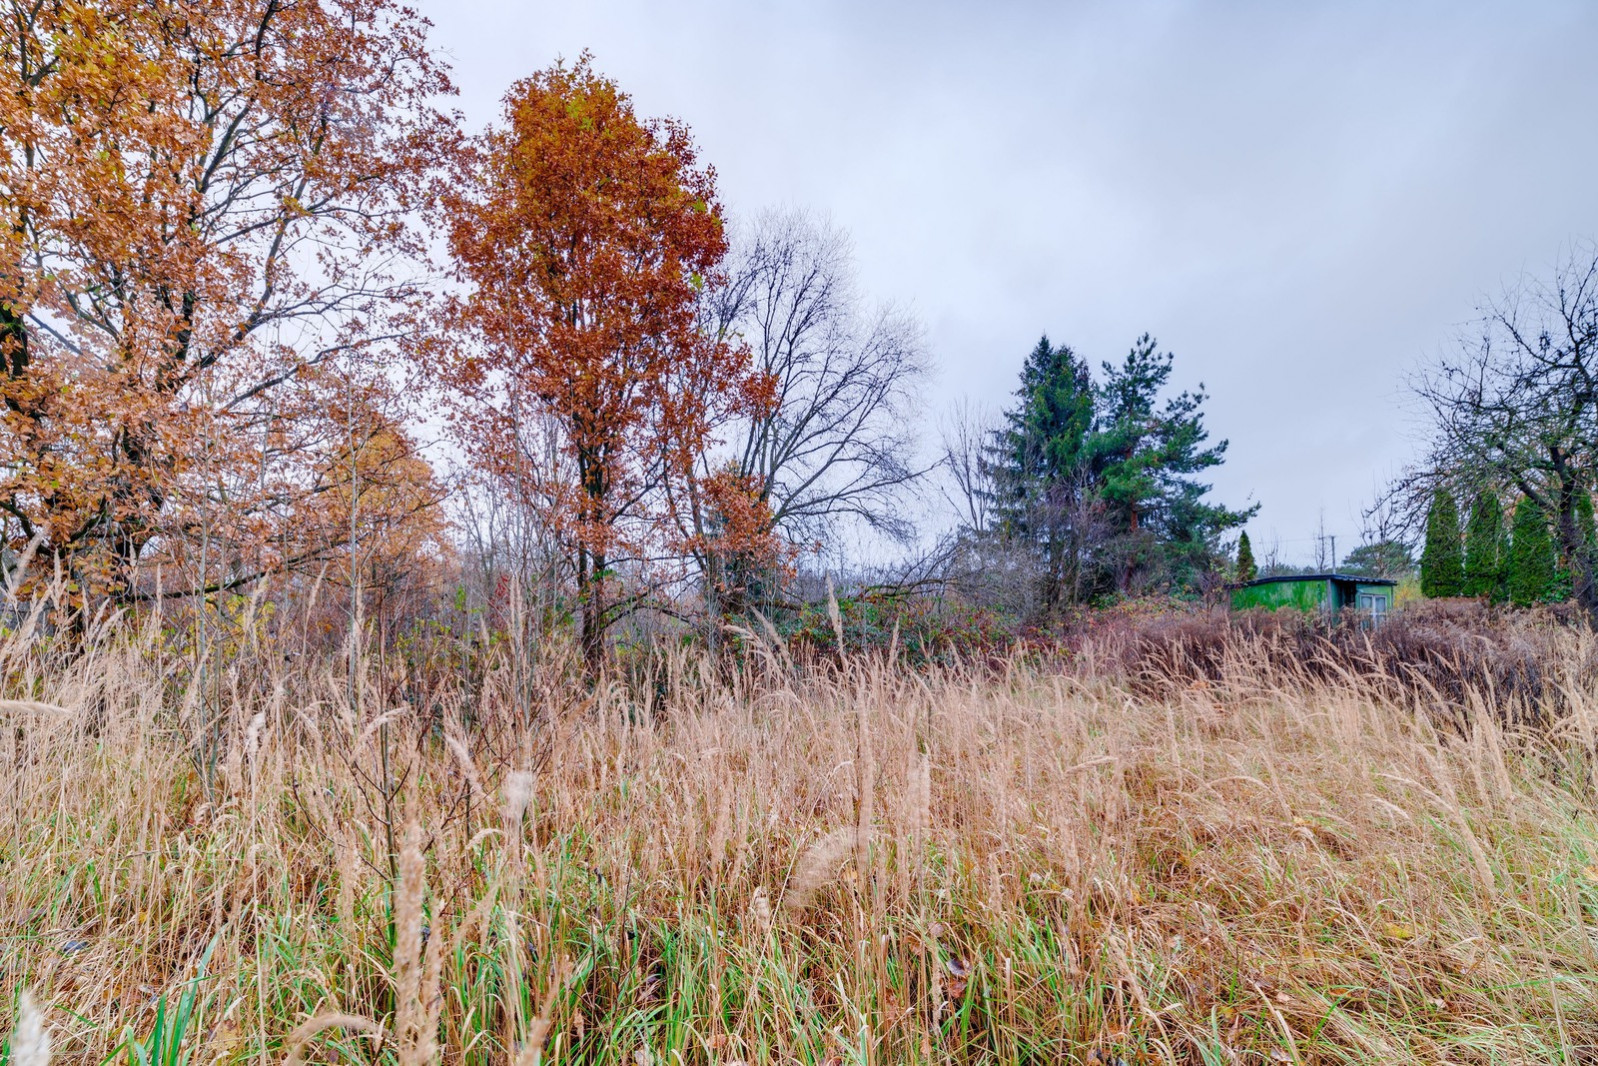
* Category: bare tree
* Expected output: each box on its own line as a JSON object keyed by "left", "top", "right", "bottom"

{"left": 707, "top": 209, "right": 929, "bottom": 549}
{"left": 938, "top": 399, "right": 996, "bottom": 535}
{"left": 934, "top": 400, "right": 1113, "bottom": 613}
{"left": 455, "top": 408, "right": 574, "bottom": 631}
{"left": 1401, "top": 243, "right": 1598, "bottom": 611}
{"left": 1360, "top": 480, "right": 1411, "bottom": 548}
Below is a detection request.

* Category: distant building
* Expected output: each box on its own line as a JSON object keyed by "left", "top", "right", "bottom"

{"left": 1230, "top": 573, "right": 1397, "bottom": 622}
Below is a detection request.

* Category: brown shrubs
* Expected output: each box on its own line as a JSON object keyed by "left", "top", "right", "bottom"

{"left": 1082, "top": 599, "right": 1598, "bottom": 726}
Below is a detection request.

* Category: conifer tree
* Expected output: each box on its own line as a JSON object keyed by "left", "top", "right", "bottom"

{"left": 981, "top": 333, "right": 1254, "bottom": 609}
{"left": 1420, "top": 488, "right": 1464, "bottom": 598}
{"left": 1507, "top": 496, "right": 1557, "bottom": 607}
{"left": 1083, "top": 334, "right": 1255, "bottom": 594}
{"left": 1463, "top": 490, "right": 1504, "bottom": 601}
{"left": 982, "top": 336, "right": 1095, "bottom": 610}
{"left": 1235, "top": 531, "right": 1257, "bottom": 583}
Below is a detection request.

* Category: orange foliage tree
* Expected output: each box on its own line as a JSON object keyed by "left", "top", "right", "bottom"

{"left": 439, "top": 56, "right": 771, "bottom": 665}
{"left": 315, "top": 388, "right": 451, "bottom": 639}
{"left": 687, "top": 465, "right": 788, "bottom": 622}
{"left": 0, "top": 0, "right": 455, "bottom": 604}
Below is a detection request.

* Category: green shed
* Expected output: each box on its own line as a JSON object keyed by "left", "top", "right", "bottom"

{"left": 1229, "top": 573, "right": 1397, "bottom": 622}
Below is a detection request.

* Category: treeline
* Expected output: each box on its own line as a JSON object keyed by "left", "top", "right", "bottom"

{"left": 1417, "top": 487, "right": 1594, "bottom": 606}
{"left": 1390, "top": 244, "right": 1598, "bottom": 615}
{"left": 0, "top": 3, "right": 1254, "bottom": 667}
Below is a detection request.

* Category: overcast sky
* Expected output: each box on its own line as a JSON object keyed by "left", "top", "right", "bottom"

{"left": 416, "top": 0, "right": 1598, "bottom": 566}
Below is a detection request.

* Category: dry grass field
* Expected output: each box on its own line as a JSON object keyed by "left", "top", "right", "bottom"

{"left": 4, "top": 608, "right": 1598, "bottom": 1064}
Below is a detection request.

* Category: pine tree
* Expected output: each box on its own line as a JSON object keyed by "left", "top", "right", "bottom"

{"left": 1462, "top": 490, "right": 1504, "bottom": 600}
{"left": 1235, "top": 530, "right": 1257, "bottom": 583}
{"left": 1420, "top": 488, "right": 1464, "bottom": 598}
{"left": 1507, "top": 495, "right": 1557, "bottom": 607}
{"left": 1083, "top": 334, "right": 1256, "bottom": 593}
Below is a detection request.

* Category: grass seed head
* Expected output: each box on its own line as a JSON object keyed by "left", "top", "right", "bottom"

{"left": 503, "top": 769, "right": 535, "bottom": 824}
{"left": 785, "top": 827, "right": 861, "bottom": 914}
{"left": 9, "top": 991, "right": 49, "bottom": 1066}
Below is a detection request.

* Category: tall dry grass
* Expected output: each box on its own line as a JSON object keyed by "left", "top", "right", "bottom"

{"left": 3, "top": 606, "right": 1598, "bottom": 1063}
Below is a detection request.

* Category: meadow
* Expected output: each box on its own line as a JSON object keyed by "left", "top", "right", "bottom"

{"left": 4, "top": 604, "right": 1598, "bottom": 1064}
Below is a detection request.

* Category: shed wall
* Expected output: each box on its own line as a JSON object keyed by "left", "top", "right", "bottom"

{"left": 1230, "top": 580, "right": 1329, "bottom": 612}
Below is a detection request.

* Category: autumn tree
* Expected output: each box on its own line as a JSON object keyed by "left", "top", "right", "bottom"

{"left": 0, "top": 0, "right": 454, "bottom": 606}
{"left": 318, "top": 388, "right": 450, "bottom": 638}
{"left": 439, "top": 56, "right": 766, "bottom": 666}
{"left": 689, "top": 465, "right": 786, "bottom": 623}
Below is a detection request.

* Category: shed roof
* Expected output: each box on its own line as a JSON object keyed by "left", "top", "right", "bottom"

{"left": 1234, "top": 573, "right": 1398, "bottom": 588}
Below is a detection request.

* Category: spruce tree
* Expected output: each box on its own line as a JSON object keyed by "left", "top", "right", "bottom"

{"left": 1235, "top": 530, "right": 1257, "bottom": 583}
{"left": 982, "top": 336, "right": 1095, "bottom": 609}
{"left": 1462, "top": 490, "right": 1504, "bottom": 600}
{"left": 1507, "top": 496, "right": 1556, "bottom": 606}
{"left": 1420, "top": 488, "right": 1464, "bottom": 598}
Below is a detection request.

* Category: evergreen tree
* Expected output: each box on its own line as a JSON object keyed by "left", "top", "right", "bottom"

{"left": 1507, "top": 495, "right": 1557, "bottom": 607}
{"left": 1554, "top": 489, "right": 1598, "bottom": 605}
{"left": 1420, "top": 488, "right": 1465, "bottom": 598}
{"left": 1084, "top": 334, "right": 1256, "bottom": 594}
{"left": 1497, "top": 512, "right": 1512, "bottom": 602}
{"left": 981, "top": 332, "right": 1255, "bottom": 610}
{"left": 1235, "top": 531, "right": 1257, "bottom": 583}
{"left": 982, "top": 336, "right": 1095, "bottom": 609}
{"left": 1462, "top": 490, "right": 1504, "bottom": 600}
{"left": 1552, "top": 489, "right": 1598, "bottom": 605}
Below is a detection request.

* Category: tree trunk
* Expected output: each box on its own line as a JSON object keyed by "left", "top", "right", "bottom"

{"left": 578, "top": 546, "right": 607, "bottom": 674}
{"left": 1552, "top": 474, "right": 1598, "bottom": 615}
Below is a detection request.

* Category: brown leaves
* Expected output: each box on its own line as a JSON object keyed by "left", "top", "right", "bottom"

{"left": 437, "top": 55, "right": 767, "bottom": 660}
{"left": 0, "top": 0, "right": 455, "bottom": 599}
